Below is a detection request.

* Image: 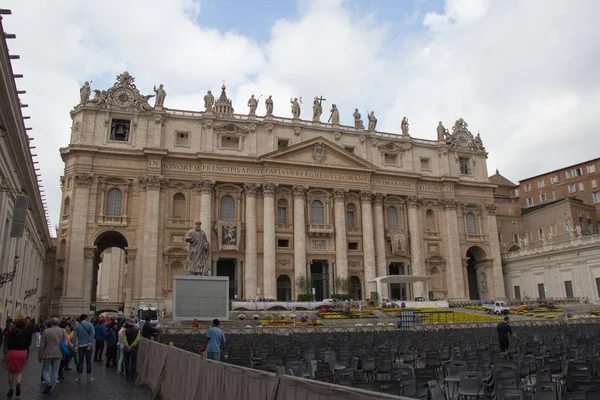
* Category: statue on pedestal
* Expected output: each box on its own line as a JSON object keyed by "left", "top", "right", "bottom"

{"left": 312, "top": 96, "right": 323, "bottom": 121}
{"left": 290, "top": 97, "right": 301, "bottom": 118}
{"left": 80, "top": 81, "right": 91, "bottom": 104}
{"left": 204, "top": 90, "right": 215, "bottom": 111}
{"left": 247, "top": 94, "right": 258, "bottom": 116}
{"left": 329, "top": 104, "right": 340, "bottom": 124}
{"left": 401, "top": 117, "right": 410, "bottom": 136}
{"left": 153, "top": 84, "right": 166, "bottom": 107}
{"left": 265, "top": 95, "right": 274, "bottom": 115}
{"left": 437, "top": 121, "right": 448, "bottom": 141}
{"left": 367, "top": 111, "right": 377, "bottom": 132}
{"left": 353, "top": 109, "right": 364, "bottom": 129}
{"left": 185, "top": 221, "right": 211, "bottom": 276}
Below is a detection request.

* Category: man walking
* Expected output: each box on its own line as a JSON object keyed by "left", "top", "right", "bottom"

{"left": 105, "top": 321, "right": 118, "bottom": 368}
{"left": 74, "top": 314, "right": 95, "bottom": 382}
{"left": 497, "top": 316, "right": 518, "bottom": 354}
{"left": 202, "top": 319, "right": 226, "bottom": 361}
{"left": 93, "top": 318, "right": 107, "bottom": 362}
{"left": 123, "top": 319, "right": 141, "bottom": 381}
{"left": 38, "top": 317, "right": 69, "bottom": 395}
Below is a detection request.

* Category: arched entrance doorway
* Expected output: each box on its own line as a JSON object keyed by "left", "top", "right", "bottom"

{"left": 92, "top": 231, "right": 128, "bottom": 314}
{"left": 349, "top": 276, "right": 362, "bottom": 300}
{"left": 277, "top": 275, "right": 292, "bottom": 301}
{"left": 466, "top": 246, "right": 487, "bottom": 300}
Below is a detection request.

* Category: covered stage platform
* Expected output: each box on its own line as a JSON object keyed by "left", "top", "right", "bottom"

{"left": 369, "top": 275, "right": 445, "bottom": 306}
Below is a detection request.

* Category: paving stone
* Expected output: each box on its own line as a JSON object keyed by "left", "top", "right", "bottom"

{"left": 0, "top": 347, "right": 152, "bottom": 399}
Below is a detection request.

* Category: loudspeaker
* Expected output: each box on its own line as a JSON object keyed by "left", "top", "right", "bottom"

{"left": 10, "top": 195, "right": 29, "bottom": 238}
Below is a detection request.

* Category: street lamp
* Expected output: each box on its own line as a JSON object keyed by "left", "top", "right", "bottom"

{"left": 24, "top": 278, "right": 39, "bottom": 299}
{"left": 0, "top": 256, "right": 19, "bottom": 288}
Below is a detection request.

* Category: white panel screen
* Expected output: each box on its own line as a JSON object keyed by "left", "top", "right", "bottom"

{"left": 173, "top": 276, "right": 229, "bottom": 321}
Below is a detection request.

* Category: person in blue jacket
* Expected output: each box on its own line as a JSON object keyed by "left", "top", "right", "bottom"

{"left": 93, "top": 319, "right": 107, "bottom": 362}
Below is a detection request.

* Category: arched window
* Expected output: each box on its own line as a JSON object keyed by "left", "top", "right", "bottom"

{"left": 346, "top": 203, "right": 356, "bottom": 228}
{"left": 220, "top": 195, "right": 235, "bottom": 220}
{"left": 311, "top": 200, "right": 324, "bottom": 225}
{"left": 387, "top": 206, "right": 398, "bottom": 229}
{"left": 277, "top": 199, "right": 288, "bottom": 225}
{"left": 426, "top": 209, "right": 436, "bottom": 232}
{"left": 172, "top": 193, "right": 186, "bottom": 219}
{"left": 466, "top": 212, "right": 477, "bottom": 235}
{"left": 63, "top": 197, "right": 70, "bottom": 215}
{"left": 105, "top": 189, "right": 122, "bottom": 216}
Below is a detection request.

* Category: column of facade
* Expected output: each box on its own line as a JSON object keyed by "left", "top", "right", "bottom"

{"left": 333, "top": 189, "right": 348, "bottom": 286}
{"left": 64, "top": 172, "right": 93, "bottom": 312}
{"left": 198, "top": 180, "right": 214, "bottom": 237}
{"left": 263, "top": 183, "right": 277, "bottom": 299}
{"left": 244, "top": 184, "right": 260, "bottom": 299}
{"left": 82, "top": 246, "right": 96, "bottom": 306}
{"left": 360, "top": 191, "right": 376, "bottom": 297}
{"left": 373, "top": 193, "right": 388, "bottom": 299}
{"left": 407, "top": 196, "right": 425, "bottom": 298}
{"left": 140, "top": 175, "right": 165, "bottom": 301}
{"left": 441, "top": 199, "right": 466, "bottom": 299}
{"left": 485, "top": 204, "right": 506, "bottom": 299}
{"left": 292, "top": 186, "right": 307, "bottom": 295}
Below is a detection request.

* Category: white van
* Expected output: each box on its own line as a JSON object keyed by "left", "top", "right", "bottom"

{"left": 482, "top": 301, "right": 510, "bottom": 315}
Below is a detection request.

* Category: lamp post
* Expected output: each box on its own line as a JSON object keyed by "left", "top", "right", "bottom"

{"left": 24, "top": 278, "right": 39, "bottom": 299}
{"left": 0, "top": 256, "right": 19, "bottom": 288}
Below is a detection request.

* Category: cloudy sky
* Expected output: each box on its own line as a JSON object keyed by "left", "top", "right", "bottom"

{"left": 4, "top": 0, "right": 600, "bottom": 231}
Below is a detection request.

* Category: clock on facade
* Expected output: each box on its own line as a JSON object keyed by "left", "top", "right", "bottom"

{"left": 456, "top": 132, "right": 470, "bottom": 146}
{"left": 113, "top": 88, "right": 134, "bottom": 107}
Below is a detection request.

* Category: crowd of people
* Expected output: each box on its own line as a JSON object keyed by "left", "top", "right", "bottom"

{"left": 2, "top": 313, "right": 160, "bottom": 397}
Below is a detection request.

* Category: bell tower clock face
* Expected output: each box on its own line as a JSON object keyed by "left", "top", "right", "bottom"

{"left": 456, "top": 132, "right": 470, "bottom": 146}
{"left": 113, "top": 88, "right": 134, "bottom": 107}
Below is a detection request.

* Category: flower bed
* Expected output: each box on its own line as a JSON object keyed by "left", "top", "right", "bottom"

{"left": 592, "top": 310, "right": 600, "bottom": 316}
{"left": 318, "top": 308, "right": 375, "bottom": 319}
{"left": 259, "top": 319, "right": 322, "bottom": 327}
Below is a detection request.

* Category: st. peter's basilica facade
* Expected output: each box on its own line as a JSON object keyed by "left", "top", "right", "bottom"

{"left": 51, "top": 72, "right": 503, "bottom": 315}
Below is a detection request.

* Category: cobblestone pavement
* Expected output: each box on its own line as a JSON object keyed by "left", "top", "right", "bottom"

{"left": 1, "top": 347, "right": 152, "bottom": 399}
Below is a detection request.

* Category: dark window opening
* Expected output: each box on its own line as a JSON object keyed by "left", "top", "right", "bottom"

{"left": 348, "top": 242, "right": 359, "bottom": 250}
{"left": 277, "top": 239, "right": 290, "bottom": 248}
{"left": 110, "top": 119, "right": 131, "bottom": 141}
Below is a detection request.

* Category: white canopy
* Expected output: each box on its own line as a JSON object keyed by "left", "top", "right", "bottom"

{"left": 368, "top": 275, "right": 440, "bottom": 301}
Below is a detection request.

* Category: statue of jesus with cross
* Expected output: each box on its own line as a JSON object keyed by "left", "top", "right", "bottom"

{"left": 313, "top": 95, "right": 326, "bottom": 122}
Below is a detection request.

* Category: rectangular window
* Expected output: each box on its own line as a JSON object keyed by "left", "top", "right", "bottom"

{"left": 459, "top": 158, "right": 471, "bottom": 176}
{"left": 221, "top": 135, "right": 240, "bottom": 149}
{"left": 384, "top": 153, "right": 398, "bottom": 165}
{"left": 577, "top": 168, "right": 584, "bottom": 176}
{"left": 564, "top": 222, "right": 570, "bottom": 232}
{"left": 539, "top": 194, "right": 547, "bottom": 202}
{"left": 551, "top": 175, "right": 560, "bottom": 184}
{"left": 420, "top": 157, "right": 431, "bottom": 171}
{"left": 514, "top": 189, "right": 519, "bottom": 197}
{"left": 592, "top": 179, "right": 597, "bottom": 188}
{"left": 277, "top": 207, "right": 287, "bottom": 225}
{"left": 564, "top": 281, "right": 574, "bottom": 299}
{"left": 110, "top": 119, "right": 131, "bottom": 141}
{"left": 348, "top": 242, "right": 359, "bottom": 250}
{"left": 344, "top": 146, "right": 355, "bottom": 154}
{"left": 588, "top": 165, "right": 596, "bottom": 173}
{"left": 175, "top": 131, "right": 189, "bottom": 147}
{"left": 537, "top": 180, "right": 545, "bottom": 188}
{"left": 568, "top": 184, "right": 576, "bottom": 194}
{"left": 537, "top": 283, "right": 546, "bottom": 299}
{"left": 513, "top": 233, "right": 519, "bottom": 243}
{"left": 593, "top": 191, "right": 600, "bottom": 203}
{"left": 277, "top": 138, "right": 289, "bottom": 149}
{"left": 579, "top": 182, "right": 585, "bottom": 191}
{"left": 538, "top": 228, "right": 544, "bottom": 239}
{"left": 277, "top": 239, "right": 290, "bottom": 248}
{"left": 509, "top": 208, "right": 514, "bottom": 215}
{"left": 524, "top": 184, "right": 531, "bottom": 193}
{"left": 526, "top": 197, "right": 534, "bottom": 207}
{"left": 514, "top": 286, "right": 521, "bottom": 300}
{"left": 346, "top": 211, "right": 355, "bottom": 229}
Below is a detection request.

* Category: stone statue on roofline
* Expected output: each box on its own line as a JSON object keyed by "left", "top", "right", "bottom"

{"left": 185, "top": 220, "right": 211, "bottom": 276}
{"left": 401, "top": 116, "right": 410, "bottom": 136}
{"left": 290, "top": 97, "right": 301, "bottom": 118}
{"left": 153, "top": 84, "right": 166, "bottom": 107}
{"left": 265, "top": 95, "right": 274, "bottom": 116}
{"left": 204, "top": 90, "right": 215, "bottom": 111}
{"left": 247, "top": 94, "right": 258, "bottom": 116}
{"left": 437, "top": 121, "right": 448, "bottom": 141}
{"left": 329, "top": 104, "right": 340, "bottom": 124}
{"left": 367, "top": 111, "right": 377, "bottom": 132}
{"left": 80, "top": 81, "right": 91, "bottom": 104}
{"left": 312, "top": 97, "right": 323, "bottom": 121}
{"left": 353, "top": 109, "right": 364, "bottom": 129}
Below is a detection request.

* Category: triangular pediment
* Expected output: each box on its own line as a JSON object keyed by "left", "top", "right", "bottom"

{"left": 213, "top": 122, "right": 250, "bottom": 134}
{"left": 261, "top": 137, "right": 376, "bottom": 171}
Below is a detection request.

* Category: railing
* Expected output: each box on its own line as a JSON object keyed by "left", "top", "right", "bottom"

{"left": 98, "top": 215, "right": 127, "bottom": 225}
{"left": 346, "top": 227, "right": 362, "bottom": 234}
{"left": 276, "top": 223, "right": 292, "bottom": 230}
{"left": 166, "top": 218, "right": 190, "bottom": 227}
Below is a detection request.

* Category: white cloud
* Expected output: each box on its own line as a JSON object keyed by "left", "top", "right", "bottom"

{"left": 4, "top": 0, "right": 600, "bottom": 226}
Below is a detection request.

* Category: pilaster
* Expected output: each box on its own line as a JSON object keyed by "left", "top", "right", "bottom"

{"left": 292, "top": 186, "right": 307, "bottom": 295}
{"left": 360, "top": 190, "right": 376, "bottom": 296}
{"left": 407, "top": 195, "right": 424, "bottom": 297}
{"left": 441, "top": 198, "right": 466, "bottom": 299}
{"left": 373, "top": 193, "right": 388, "bottom": 299}
{"left": 485, "top": 204, "right": 505, "bottom": 299}
{"left": 262, "top": 183, "right": 277, "bottom": 299}
{"left": 333, "top": 189, "right": 348, "bottom": 287}
{"left": 244, "top": 183, "right": 260, "bottom": 299}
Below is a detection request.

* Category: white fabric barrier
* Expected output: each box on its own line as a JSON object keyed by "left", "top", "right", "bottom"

{"left": 231, "top": 300, "right": 334, "bottom": 311}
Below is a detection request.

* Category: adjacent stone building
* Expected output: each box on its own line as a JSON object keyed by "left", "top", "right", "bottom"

{"left": 0, "top": 15, "right": 53, "bottom": 322}
{"left": 52, "top": 72, "right": 505, "bottom": 316}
